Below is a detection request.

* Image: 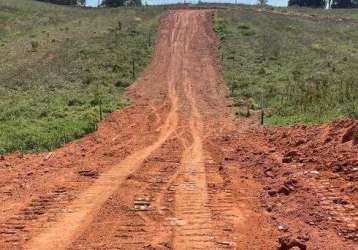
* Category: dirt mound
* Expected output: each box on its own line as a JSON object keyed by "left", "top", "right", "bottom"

{"left": 215, "top": 118, "right": 357, "bottom": 249}
{"left": 267, "top": 119, "right": 358, "bottom": 180}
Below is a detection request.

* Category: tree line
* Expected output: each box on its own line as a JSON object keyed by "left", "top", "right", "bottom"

{"left": 288, "top": 0, "right": 358, "bottom": 8}
{"left": 35, "top": 0, "right": 142, "bottom": 6}
{"left": 101, "top": 0, "right": 142, "bottom": 6}
{"left": 36, "top": 0, "right": 85, "bottom": 5}
{"left": 35, "top": 0, "right": 356, "bottom": 8}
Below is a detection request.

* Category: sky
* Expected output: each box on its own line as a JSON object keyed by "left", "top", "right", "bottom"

{"left": 86, "top": 0, "right": 287, "bottom": 7}
{"left": 86, "top": 0, "right": 101, "bottom": 6}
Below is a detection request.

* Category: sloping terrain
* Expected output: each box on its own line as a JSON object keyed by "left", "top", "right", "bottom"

{"left": 216, "top": 7, "right": 358, "bottom": 124}
{"left": 0, "top": 0, "right": 161, "bottom": 154}
{"left": 0, "top": 6, "right": 357, "bottom": 250}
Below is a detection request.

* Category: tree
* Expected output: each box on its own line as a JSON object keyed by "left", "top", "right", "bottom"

{"left": 331, "top": 0, "right": 358, "bottom": 8}
{"left": 102, "top": 0, "right": 126, "bottom": 6}
{"left": 102, "top": 0, "right": 142, "bottom": 6}
{"left": 288, "top": 0, "right": 326, "bottom": 7}
{"left": 36, "top": 0, "right": 84, "bottom": 5}
{"left": 258, "top": 0, "right": 268, "bottom": 6}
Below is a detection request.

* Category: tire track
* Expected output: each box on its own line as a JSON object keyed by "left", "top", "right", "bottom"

{"left": 69, "top": 136, "right": 184, "bottom": 249}
{"left": 173, "top": 78, "right": 215, "bottom": 248}
{"left": 24, "top": 10, "right": 189, "bottom": 250}
{"left": 25, "top": 62, "right": 180, "bottom": 250}
{"left": 172, "top": 12, "right": 218, "bottom": 249}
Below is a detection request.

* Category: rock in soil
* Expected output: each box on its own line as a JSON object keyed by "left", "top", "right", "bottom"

{"left": 277, "top": 236, "right": 307, "bottom": 250}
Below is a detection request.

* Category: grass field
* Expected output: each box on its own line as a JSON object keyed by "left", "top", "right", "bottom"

{"left": 0, "top": 0, "right": 162, "bottom": 154}
{"left": 215, "top": 7, "right": 358, "bottom": 125}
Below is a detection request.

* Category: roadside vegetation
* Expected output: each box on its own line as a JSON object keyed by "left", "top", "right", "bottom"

{"left": 0, "top": 0, "right": 162, "bottom": 154}
{"left": 215, "top": 6, "right": 358, "bottom": 125}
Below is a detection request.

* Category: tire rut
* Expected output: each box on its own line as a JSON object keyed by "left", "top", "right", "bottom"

{"left": 172, "top": 12, "right": 229, "bottom": 248}
{"left": 24, "top": 64, "right": 180, "bottom": 250}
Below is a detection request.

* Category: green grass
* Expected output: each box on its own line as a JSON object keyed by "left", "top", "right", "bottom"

{"left": 0, "top": 0, "right": 163, "bottom": 154}
{"left": 215, "top": 7, "right": 358, "bottom": 125}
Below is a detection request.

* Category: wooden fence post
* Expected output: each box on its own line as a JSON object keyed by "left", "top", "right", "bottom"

{"left": 148, "top": 32, "right": 151, "bottom": 47}
{"left": 99, "top": 98, "right": 103, "bottom": 120}
{"left": 132, "top": 59, "right": 135, "bottom": 80}
{"left": 260, "top": 91, "right": 264, "bottom": 125}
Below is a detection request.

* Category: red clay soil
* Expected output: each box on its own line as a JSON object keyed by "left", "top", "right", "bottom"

{"left": 0, "top": 9, "right": 357, "bottom": 250}
{"left": 215, "top": 118, "right": 358, "bottom": 250}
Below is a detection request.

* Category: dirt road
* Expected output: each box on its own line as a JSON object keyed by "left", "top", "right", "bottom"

{"left": 0, "top": 10, "right": 357, "bottom": 250}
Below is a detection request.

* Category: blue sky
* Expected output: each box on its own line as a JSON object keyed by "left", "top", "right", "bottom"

{"left": 86, "top": 0, "right": 101, "bottom": 6}
{"left": 86, "top": 0, "right": 287, "bottom": 7}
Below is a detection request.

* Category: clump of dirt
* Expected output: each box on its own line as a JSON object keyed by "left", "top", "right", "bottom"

{"left": 277, "top": 235, "right": 307, "bottom": 250}
{"left": 342, "top": 122, "right": 358, "bottom": 145}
